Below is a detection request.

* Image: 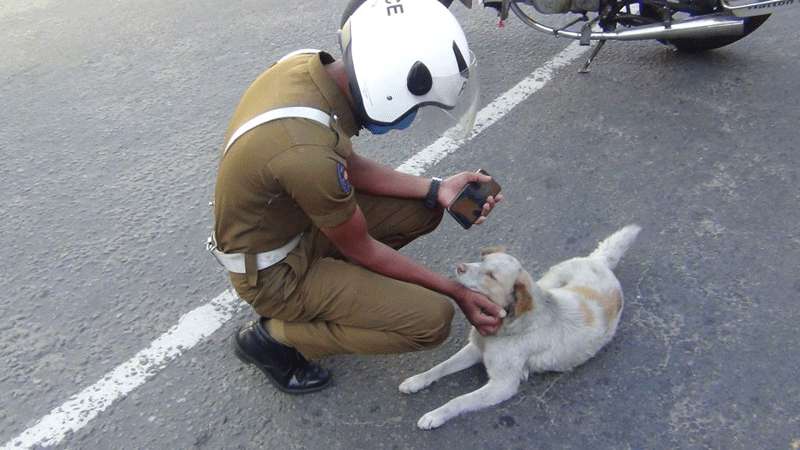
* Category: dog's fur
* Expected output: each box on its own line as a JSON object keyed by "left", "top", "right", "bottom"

{"left": 399, "top": 225, "right": 641, "bottom": 429}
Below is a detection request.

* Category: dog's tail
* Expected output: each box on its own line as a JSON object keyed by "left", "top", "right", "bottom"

{"left": 589, "top": 225, "right": 642, "bottom": 270}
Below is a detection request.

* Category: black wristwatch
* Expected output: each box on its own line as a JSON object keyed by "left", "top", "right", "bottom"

{"left": 424, "top": 177, "right": 442, "bottom": 209}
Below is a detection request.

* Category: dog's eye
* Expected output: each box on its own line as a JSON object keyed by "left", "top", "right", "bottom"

{"left": 486, "top": 271, "right": 497, "bottom": 280}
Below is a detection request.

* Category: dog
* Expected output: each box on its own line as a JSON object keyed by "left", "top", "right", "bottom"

{"left": 399, "top": 225, "right": 641, "bottom": 429}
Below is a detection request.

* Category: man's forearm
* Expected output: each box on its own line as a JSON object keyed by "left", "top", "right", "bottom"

{"left": 347, "top": 153, "right": 430, "bottom": 200}
{"left": 349, "top": 235, "right": 465, "bottom": 301}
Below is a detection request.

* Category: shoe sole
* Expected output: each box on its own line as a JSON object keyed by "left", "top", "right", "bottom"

{"left": 232, "top": 332, "right": 332, "bottom": 395}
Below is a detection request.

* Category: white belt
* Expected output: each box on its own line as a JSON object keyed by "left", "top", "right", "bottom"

{"left": 207, "top": 233, "right": 302, "bottom": 274}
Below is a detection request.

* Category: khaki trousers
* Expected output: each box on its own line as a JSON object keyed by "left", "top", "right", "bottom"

{"left": 230, "top": 193, "right": 454, "bottom": 360}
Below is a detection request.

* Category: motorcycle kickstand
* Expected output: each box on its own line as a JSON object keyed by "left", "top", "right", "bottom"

{"left": 579, "top": 39, "right": 607, "bottom": 74}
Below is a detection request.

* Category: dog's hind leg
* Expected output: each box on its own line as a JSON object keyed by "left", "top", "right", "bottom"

{"left": 399, "top": 343, "right": 481, "bottom": 394}
{"left": 416, "top": 376, "right": 520, "bottom": 429}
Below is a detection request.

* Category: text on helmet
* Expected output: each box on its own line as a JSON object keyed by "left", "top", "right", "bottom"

{"left": 386, "top": 0, "right": 405, "bottom": 16}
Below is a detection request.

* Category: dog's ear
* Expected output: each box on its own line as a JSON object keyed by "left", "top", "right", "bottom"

{"left": 513, "top": 271, "right": 534, "bottom": 316}
{"left": 480, "top": 245, "right": 507, "bottom": 259}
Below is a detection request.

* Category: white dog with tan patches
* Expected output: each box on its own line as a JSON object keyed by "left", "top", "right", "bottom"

{"left": 399, "top": 225, "right": 641, "bottom": 429}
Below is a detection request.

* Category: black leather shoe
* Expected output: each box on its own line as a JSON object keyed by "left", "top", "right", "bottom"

{"left": 233, "top": 319, "right": 331, "bottom": 394}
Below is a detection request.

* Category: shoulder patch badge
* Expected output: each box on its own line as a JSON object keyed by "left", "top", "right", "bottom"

{"left": 336, "top": 162, "right": 352, "bottom": 194}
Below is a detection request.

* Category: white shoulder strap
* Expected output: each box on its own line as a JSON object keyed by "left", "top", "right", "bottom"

{"left": 278, "top": 48, "right": 321, "bottom": 63}
{"left": 223, "top": 106, "right": 333, "bottom": 155}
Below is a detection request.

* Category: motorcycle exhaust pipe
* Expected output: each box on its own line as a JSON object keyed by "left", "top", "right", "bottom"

{"left": 511, "top": 10, "right": 746, "bottom": 41}
{"left": 604, "top": 14, "right": 745, "bottom": 41}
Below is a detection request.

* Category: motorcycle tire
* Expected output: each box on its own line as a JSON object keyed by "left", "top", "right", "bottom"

{"left": 665, "top": 14, "right": 770, "bottom": 52}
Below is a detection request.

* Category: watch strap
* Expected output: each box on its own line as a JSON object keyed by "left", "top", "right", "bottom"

{"left": 424, "top": 177, "right": 442, "bottom": 209}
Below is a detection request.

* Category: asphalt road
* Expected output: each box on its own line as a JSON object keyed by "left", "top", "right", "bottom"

{"left": 1, "top": 0, "right": 799, "bottom": 449}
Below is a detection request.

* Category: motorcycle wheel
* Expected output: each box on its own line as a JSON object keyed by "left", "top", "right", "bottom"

{"left": 639, "top": 5, "right": 770, "bottom": 52}
{"left": 666, "top": 14, "right": 770, "bottom": 52}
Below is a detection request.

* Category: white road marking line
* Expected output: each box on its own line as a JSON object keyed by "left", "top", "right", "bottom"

{"left": 2, "top": 291, "right": 240, "bottom": 450}
{"left": 1, "top": 40, "right": 588, "bottom": 450}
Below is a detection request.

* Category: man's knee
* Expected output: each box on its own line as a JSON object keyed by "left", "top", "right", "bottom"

{"left": 359, "top": 193, "right": 445, "bottom": 248}
{"left": 414, "top": 297, "right": 455, "bottom": 348}
{"left": 419, "top": 206, "right": 445, "bottom": 237}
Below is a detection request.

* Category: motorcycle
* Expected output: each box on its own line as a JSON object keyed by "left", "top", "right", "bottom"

{"left": 343, "top": 0, "right": 796, "bottom": 72}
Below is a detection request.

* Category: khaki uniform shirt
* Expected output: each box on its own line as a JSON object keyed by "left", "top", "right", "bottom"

{"left": 211, "top": 53, "right": 455, "bottom": 360}
{"left": 214, "top": 52, "right": 361, "bottom": 256}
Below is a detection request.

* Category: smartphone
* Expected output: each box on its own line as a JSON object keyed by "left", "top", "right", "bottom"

{"left": 447, "top": 169, "right": 502, "bottom": 230}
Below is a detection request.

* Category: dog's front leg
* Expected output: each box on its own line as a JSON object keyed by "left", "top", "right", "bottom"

{"left": 399, "top": 343, "right": 481, "bottom": 394}
{"left": 416, "top": 376, "right": 520, "bottom": 430}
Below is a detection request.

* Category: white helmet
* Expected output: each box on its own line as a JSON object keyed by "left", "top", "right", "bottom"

{"left": 339, "top": 0, "right": 479, "bottom": 137}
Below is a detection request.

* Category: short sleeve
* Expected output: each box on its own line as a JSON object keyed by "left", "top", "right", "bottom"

{"left": 269, "top": 146, "right": 356, "bottom": 229}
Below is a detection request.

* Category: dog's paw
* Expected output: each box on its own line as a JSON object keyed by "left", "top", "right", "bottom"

{"left": 417, "top": 411, "right": 447, "bottom": 430}
{"left": 399, "top": 375, "right": 430, "bottom": 394}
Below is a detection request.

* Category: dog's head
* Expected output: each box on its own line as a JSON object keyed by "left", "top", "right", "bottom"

{"left": 455, "top": 246, "right": 535, "bottom": 319}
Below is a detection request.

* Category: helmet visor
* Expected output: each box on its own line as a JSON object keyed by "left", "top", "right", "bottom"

{"left": 408, "top": 51, "right": 479, "bottom": 142}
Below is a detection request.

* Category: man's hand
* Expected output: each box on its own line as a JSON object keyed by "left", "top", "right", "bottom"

{"left": 452, "top": 286, "right": 506, "bottom": 336}
{"left": 437, "top": 171, "right": 504, "bottom": 225}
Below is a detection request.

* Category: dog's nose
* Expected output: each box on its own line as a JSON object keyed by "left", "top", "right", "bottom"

{"left": 456, "top": 264, "right": 466, "bottom": 274}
